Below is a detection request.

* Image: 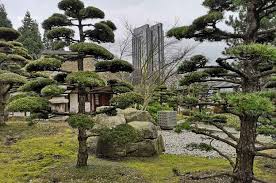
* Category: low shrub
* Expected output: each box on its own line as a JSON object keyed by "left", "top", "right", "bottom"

{"left": 147, "top": 102, "right": 173, "bottom": 121}
{"left": 111, "top": 92, "right": 144, "bottom": 109}
{"left": 41, "top": 85, "right": 65, "bottom": 97}
{"left": 100, "top": 124, "right": 141, "bottom": 145}
{"left": 175, "top": 121, "right": 192, "bottom": 133}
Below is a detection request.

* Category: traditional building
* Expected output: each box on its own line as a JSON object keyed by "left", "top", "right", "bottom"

{"left": 40, "top": 50, "right": 114, "bottom": 115}
{"left": 132, "top": 23, "right": 165, "bottom": 84}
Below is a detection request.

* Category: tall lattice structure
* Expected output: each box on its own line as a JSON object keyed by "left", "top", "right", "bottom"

{"left": 132, "top": 23, "right": 165, "bottom": 84}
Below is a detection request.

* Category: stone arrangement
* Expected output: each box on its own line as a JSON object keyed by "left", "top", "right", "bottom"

{"left": 88, "top": 108, "right": 165, "bottom": 159}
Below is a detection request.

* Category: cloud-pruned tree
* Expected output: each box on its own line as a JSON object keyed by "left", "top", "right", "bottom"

{"left": 168, "top": 1, "right": 276, "bottom": 183}
{"left": 0, "top": 28, "right": 32, "bottom": 125}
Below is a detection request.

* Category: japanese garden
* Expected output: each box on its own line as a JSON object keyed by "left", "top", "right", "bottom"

{"left": 0, "top": 0, "right": 275, "bottom": 183}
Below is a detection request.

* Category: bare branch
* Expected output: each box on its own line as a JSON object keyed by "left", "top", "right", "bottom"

{"left": 256, "top": 144, "right": 276, "bottom": 151}
{"left": 257, "top": 69, "right": 276, "bottom": 78}
{"left": 192, "top": 128, "right": 237, "bottom": 148}
{"left": 253, "top": 176, "right": 270, "bottom": 183}
{"left": 189, "top": 172, "right": 235, "bottom": 180}
{"left": 209, "top": 121, "right": 238, "bottom": 142}
{"left": 216, "top": 58, "right": 248, "bottom": 78}
{"left": 255, "top": 152, "right": 276, "bottom": 159}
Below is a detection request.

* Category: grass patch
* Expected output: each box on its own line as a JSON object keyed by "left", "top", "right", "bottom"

{"left": 0, "top": 122, "right": 77, "bottom": 183}
{"left": 0, "top": 121, "right": 275, "bottom": 183}
{"left": 123, "top": 155, "right": 230, "bottom": 183}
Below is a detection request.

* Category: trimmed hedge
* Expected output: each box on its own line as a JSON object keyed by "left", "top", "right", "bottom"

{"left": 99, "top": 124, "right": 140, "bottom": 145}
{"left": 67, "top": 114, "right": 94, "bottom": 129}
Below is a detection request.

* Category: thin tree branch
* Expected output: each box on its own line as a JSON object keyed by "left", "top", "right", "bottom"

{"left": 253, "top": 176, "right": 270, "bottom": 183}
{"left": 256, "top": 144, "right": 276, "bottom": 151}
{"left": 216, "top": 58, "right": 248, "bottom": 78}
{"left": 255, "top": 152, "right": 276, "bottom": 159}
{"left": 192, "top": 128, "right": 237, "bottom": 148}
{"left": 209, "top": 121, "right": 238, "bottom": 142}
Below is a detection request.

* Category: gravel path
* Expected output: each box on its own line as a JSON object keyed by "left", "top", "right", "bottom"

{"left": 160, "top": 130, "right": 236, "bottom": 157}
{"left": 160, "top": 123, "right": 273, "bottom": 157}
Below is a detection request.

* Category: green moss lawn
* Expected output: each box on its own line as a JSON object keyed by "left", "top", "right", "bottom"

{"left": 0, "top": 122, "right": 275, "bottom": 183}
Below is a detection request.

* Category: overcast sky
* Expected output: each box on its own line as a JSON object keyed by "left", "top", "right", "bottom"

{"left": 0, "top": 0, "right": 226, "bottom": 61}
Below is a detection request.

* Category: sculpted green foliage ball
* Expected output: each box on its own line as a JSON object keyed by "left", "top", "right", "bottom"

{"left": 26, "top": 58, "right": 62, "bottom": 72}
{"left": 100, "top": 124, "right": 141, "bottom": 145}
{"left": 0, "top": 72, "right": 27, "bottom": 84}
{"left": 58, "top": 0, "right": 84, "bottom": 18}
{"left": 70, "top": 42, "right": 114, "bottom": 60}
{"left": 111, "top": 92, "right": 144, "bottom": 109}
{"left": 19, "top": 77, "right": 55, "bottom": 93}
{"left": 8, "top": 92, "right": 38, "bottom": 103}
{"left": 9, "top": 41, "right": 23, "bottom": 47}
{"left": 6, "top": 96, "right": 49, "bottom": 112}
{"left": 42, "top": 13, "right": 71, "bottom": 30}
{"left": 226, "top": 44, "right": 276, "bottom": 62}
{"left": 80, "top": 6, "right": 105, "bottom": 19}
{"left": 46, "top": 27, "right": 75, "bottom": 40}
{"left": 41, "top": 85, "right": 65, "bottom": 97}
{"left": 178, "top": 55, "right": 208, "bottom": 73}
{"left": 85, "top": 22, "right": 114, "bottom": 43}
{"left": 95, "top": 60, "right": 134, "bottom": 73}
{"left": 66, "top": 71, "right": 105, "bottom": 87}
{"left": 0, "top": 27, "right": 21, "bottom": 41}
{"left": 179, "top": 71, "right": 209, "bottom": 86}
{"left": 108, "top": 80, "right": 134, "bottom": 94}
{"left": 67, "top": 114, "right": 94, "bottom": 129}
{"left": 227, "top": 93, "right": 274, "bottom": 116}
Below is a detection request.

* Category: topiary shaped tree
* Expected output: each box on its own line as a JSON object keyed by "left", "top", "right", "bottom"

{"left": 168, "top": 1, "right": 276, "bottom": 182}
{"left": 0, "top": 27, "right": 32, "bottom": 125}
{"left": 40, "top": 0, "right": 135, "bottom": 167}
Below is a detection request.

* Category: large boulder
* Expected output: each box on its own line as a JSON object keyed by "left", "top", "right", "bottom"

{"left": 128, "top": 121, "right": 158, "bottom": 139}
{"left": 87, "top": 136, "right": 99, "bottom": 155}
{"left": 96, "top": 135, "right": 165, "bottom": 158}
{"left": 93, "top": 113, "right": 126, "bottom": 130}
{"left": 127, "top": 135, "right": 165, "bottom": 157}
{"left": 120, "top": 108, "right": 154, "bottom": 123}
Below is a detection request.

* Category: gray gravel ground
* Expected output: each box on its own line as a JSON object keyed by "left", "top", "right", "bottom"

{"left": 160, "top": 126, "right": 274, "bottom": 157}
{"left": 160, "top": 129, "right": 236, "bottom": 157}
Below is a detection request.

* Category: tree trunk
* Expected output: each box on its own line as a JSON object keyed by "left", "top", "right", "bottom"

{"left": 78, "top": 87, "right": 86, "bottom": 114}
{"left": 245, "top": 0, "right": 260, "bottom": 43}
{"left": 0, "top": 94, "right": 5, "bottom": 126}
{"left": 76, "top": 128, "right": 88, "bottom": 167}
{"left": 0, "top": 84, "right": 11, "bottom": 125}
{"left": 233, "top": 115, "right": 258, "bottom": 183}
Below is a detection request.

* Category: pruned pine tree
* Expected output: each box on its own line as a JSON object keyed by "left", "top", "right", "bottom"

{"left": 17, "top": 11, "right": 44, "bottom": 58}
{"left": 9, "top": 0, "right": 135, "bottom": 167}
{"left": 167, "top": 0, "right": 276, "bottom": 183}
{"left": 0, "top": 27, "right": 32, "bottom": 125}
